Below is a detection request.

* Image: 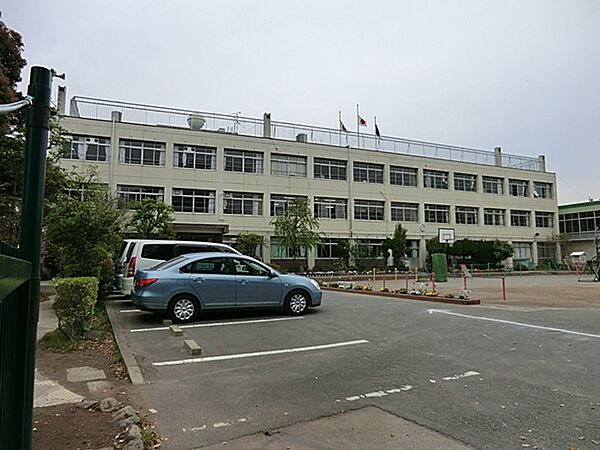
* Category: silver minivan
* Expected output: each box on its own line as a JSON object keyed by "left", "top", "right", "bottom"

{"left": 118, "top": 239, "right": 241, "bottom": 295}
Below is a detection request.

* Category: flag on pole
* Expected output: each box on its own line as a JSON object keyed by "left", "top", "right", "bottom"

{"left": 358, "top": 115, "right": 367, "bottom": 127}
{"left": 340, "top": 119, "right": 348, "bottom": 132}
{"left": 375, "top": 123, "right": 381, "bottom": 138}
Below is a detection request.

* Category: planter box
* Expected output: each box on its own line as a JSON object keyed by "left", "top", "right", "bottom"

{"left": 322, "top": 287, "right": 480, "bottom": 305}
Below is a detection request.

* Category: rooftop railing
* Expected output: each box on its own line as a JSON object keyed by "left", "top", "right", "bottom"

{"left": 69, "top": 96, "right": 544, "bottom": 172}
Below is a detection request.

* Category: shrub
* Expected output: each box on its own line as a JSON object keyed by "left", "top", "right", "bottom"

{"left": 52, "top": 277, "right": 98, "bottom": 340}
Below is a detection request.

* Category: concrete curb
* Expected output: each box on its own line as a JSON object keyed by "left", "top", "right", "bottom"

{"left": 105, "top": 301, "right": 145, "bottom": 385}
{"left": 322, "top": 287, "right": 480, "bottom": 305}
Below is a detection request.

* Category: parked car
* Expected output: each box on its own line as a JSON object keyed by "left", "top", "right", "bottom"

{"left": 132, "top": 252, "right": 322, "bottom": 323}
{"left": 119, "top": 240, "right": 241, "bottom": 296}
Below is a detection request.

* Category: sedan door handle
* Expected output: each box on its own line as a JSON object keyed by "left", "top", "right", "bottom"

{"left": 239, "top": 279, "right": 248, "bottom": 285}
{"left": 193, "top": 277, "right": 205, "bottom": 283}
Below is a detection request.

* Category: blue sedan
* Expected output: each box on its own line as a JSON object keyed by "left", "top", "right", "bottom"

{"left": 132, "top": 252, "right": 322, "bottom": 323}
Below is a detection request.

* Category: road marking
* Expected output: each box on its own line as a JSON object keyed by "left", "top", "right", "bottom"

{"left": 344, "top": 385, "right": 413, "bottom": 402}
{"left": 442, "top": 370, "right": 480, "bottom": 381}
{"left": 152, "top": 339, "right": 369, "bottom": 367}
{"left": 428, "top": 309, "right": 600, "bottom": 339}
{"left": 130, "top": 316, "right": 303, "bottom": 333}
{"left": 120, "top": 309, "right": 143, "bottom": 313}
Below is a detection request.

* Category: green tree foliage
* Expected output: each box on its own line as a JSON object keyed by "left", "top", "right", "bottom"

{"left": 0, "top": 21, "right": 69, "bottom": 244}
{"left": 126, "top": 198, "right": 175, "bottom": 239}
{"left": 271, "top": 199, "right": 320, "bottom": 259}
{"left": 234, "top": 232, "right": 264, "bottom": 257}
{"left": 45, "top": 183, "right": 124, "bottom": 301}
{"left": 426, "top": 237, "right": 513, "bottom": 268}
{"left": 382, "top": 224, "right": 408, "bottom": 268}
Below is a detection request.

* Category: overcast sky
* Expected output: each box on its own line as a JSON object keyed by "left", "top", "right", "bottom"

{"left": 4, "top": 1, "right": 599, "bottom": 204}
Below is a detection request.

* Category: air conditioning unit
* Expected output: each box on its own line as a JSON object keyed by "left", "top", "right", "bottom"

{"left": 173, "top": 189, "right": 183, "bottom": 196}
{"left": 85, "top": 137, "right": 100, "bottom": 144}
{"left": 183, "top": 146, "right": 194, "bottom": 153}
{"left": 224, "top": 193, "right": 233, "bottom": 198}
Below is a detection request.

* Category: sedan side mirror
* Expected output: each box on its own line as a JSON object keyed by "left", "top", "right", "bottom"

{"left": 269, "top": 270, "right": 278, "bottom": 278}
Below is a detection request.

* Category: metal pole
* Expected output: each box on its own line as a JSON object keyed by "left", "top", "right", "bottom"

{"left": 19, "top": 66, "right": 52, "bottom": 449}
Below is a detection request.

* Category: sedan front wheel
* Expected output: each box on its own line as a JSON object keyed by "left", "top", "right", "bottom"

{"left": 284, "top": 290, "right": 308, "bottom": 315}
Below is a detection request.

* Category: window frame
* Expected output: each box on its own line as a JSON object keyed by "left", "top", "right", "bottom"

{"left": 314, "top": 157, "right": 347, "bottom": 181}
{"left": 119, "top": 139, "right": 165, "bottom": 166}
{"left": 454, "top": 173, "right": 477, "bottom": 192}
{"left": 389, "top": 166, "right": 418, "bottom": 187}
{"left": 223, "top": 191, "right": 263, "bottom": 216}
{"left": 172, "top": 144, "right": 216, "bottom": 170}
{"left": 424, "top": 204, "right": 450, "bottom": 223}
{"left": 224, "top": 149, "right": 264, "bottom": 174}
{"left": 270, "top": 153, "right": 307, "bottom": 177}
{"left": 423, "top": 170, "right": 449, "bottom": 189}
{"left": 390, "top": 202, "right": 419, "bottom": 222}
{"left": 354, "top": 199, "right": 385, "bottom": 221}
{"left": 353, "top": 162, "right": 384, "bottom": 184}
{"left": 171, "top": 188, "right": 216, "bottom": 214}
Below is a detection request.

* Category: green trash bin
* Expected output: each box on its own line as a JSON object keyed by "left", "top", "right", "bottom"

{"left": 431, "top": 253, "right": 448, "bottom": 282}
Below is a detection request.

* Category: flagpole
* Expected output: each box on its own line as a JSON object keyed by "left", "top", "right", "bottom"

{"left": 374, "top": 115, "right": 377, "bottom": 149}
{"left": 356, "top": 104, "right": 360, "bottom": 149}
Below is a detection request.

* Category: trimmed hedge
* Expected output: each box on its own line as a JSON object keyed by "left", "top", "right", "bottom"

{"left": 52, "top": 277, "right": 98, "bottom": 340}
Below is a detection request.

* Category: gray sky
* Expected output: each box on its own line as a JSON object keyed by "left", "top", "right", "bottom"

{"left": 5, "top": 1, "right": 599, "bottom": 204}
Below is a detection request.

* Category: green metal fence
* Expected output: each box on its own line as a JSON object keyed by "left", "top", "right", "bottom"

{"left": 0, "top": 242, "right": 33, "bottom": 448}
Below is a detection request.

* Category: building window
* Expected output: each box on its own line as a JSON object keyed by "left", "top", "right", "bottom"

{"left": 484, "top": 208, "right": 505, "bottom": 226}
{"left": 533, "top": 182, "right": 553, "bottom": 199}
{"left": 314, "top": 197, "right": 348, "bottom": 219}
{"left": 317, "top": 239, "right": 346, "bottom": 259}
{"left": 224, "top": 149, "right": 263, "bottom": 173}
{"left": 391, "top": 202, "right": 419, "bottom": 222}
{"left": 513, "top": 242, "right": 532, "bottom": 265}
{"left": 270, "top": 194, "right": 307, "bottom": 216}
{"left": 424, "top": 204, "right": 450, "bottom": 223}
{"left": 390, "top": 166, "right": 417, "bottom": 186}
{"left": 172, "top": 189, "right": 215, "bottom": 214}
{"left": 454, "top": 173, "right": 477, "bottom": 192}
{"left": 270, "top": 238, "right": 306, "bottom": 259}
{"left": 63, "top": 135, "right": 111, "bottom": 161}
{"left": 119, "top": 139, "right": 165, "bottom": 166}
{"left": 353, "top": 162, "right": 384, "bottom": 184}
{"left": 64, "top": 182, "right": 109, "bottom": 200}
{"left": 353, "top": 239, "right": 383, "bottom": 258}
{"left": 223, "top": 192, "right": 263, "bottom": 215}
{"left": 482, "top": 176, "right": 504, "bottom": 194}
{"left": 173, "top": 145, "right": 216, "bottom": 170}
{"left": 509, "top": 179, "right": 529, "bottom": 197}
{"left": 510, "top": 210, "right": 530, "bottom": 227}
{"left": 314, "top": 158, "right": 347, "bottom": 181}
{"left": 116, "top": 185, "right": 164, "bottom": 204}
{"left": 423, "top": 170, "right": 449, "bottom": 189}
{"left": 535, "top": 211, "right": 554, "bottom": 228}
{"left": 354, "top": 199, "right": 384, "bottom": 221}
{"left": 271, "top": 154, "right": 307, "bottom": 177}
{"left": 455, "top": 206, "right": 479, "bottom": 224}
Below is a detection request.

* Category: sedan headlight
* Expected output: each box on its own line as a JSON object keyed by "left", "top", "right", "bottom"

{"left": 309, "top": 279, "right": 321, "bottom": 290}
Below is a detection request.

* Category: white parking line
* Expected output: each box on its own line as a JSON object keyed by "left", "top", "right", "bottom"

{"left": 152, "top": 339, "right": 369, "bottom": 367}
{"left": 428, "top": 309, "right": 600, "bottom": 339}
{"left": 120, "top": 309, "right": 143, "bottom": 313}
{"left": 130, "top": 317, "right": 304, "bottom": 333}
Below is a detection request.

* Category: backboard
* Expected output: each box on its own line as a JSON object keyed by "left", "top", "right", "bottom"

{"left": 438, "top": 227, "right": 455, "bottom": 245}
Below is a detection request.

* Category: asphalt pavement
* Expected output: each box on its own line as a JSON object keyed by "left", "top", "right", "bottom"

{"left": 108, "top": 290, "right": 600, "bottom": 449}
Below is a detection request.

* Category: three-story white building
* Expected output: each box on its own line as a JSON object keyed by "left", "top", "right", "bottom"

{"left": 58, "top": 94, "right": 559, "bottom": 270}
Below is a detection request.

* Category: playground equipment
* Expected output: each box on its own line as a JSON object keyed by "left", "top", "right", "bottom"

{"left": 578, "top": 238, "right": 600, "bottom": 282}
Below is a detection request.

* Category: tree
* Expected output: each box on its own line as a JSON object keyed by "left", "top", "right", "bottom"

{"left": 45, "top": 182, "right": 124, "bottom": 302}
{"left": 271, "top": 199, "right": 320, "bottom": 259}
{"left": 0, "top": 21, "right": 69, "bottom": 245}
{"left": 126, "top": 198, "right": 175, "bottom": 239}
{"left": 382, "top": 224, "right": 408, "bottom": 268}
{"left": 235, "top": 233, "right": 264, "bottom": 257}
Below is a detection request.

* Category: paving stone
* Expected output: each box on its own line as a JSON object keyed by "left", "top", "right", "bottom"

{"left": 87, "top": 380, "right": 113, "bottom": 394}
{"left": 34, "top": 371, "right": 85, "bottom": 408}
{"left": 66, "top": 366, "right": 106, "bottom": 383}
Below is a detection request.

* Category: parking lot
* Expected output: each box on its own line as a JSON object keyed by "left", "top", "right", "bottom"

{"left": 108, "top": 274, "right": 600, "bottom": 449}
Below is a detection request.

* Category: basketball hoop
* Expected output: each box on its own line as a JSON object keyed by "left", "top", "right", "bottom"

{"left": 438, "top": 228, "right": 455, "bottom": 246}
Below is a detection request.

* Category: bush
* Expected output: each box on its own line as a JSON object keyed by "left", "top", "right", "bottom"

{"left": 52, "top": 277, "right": 98, "bottom": 340}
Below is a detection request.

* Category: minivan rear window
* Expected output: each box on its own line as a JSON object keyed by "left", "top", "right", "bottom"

{"left": 141, "top": 244, "right": 175, "bottom": 260}
{"left": 125, "top": 242, "right": 136, "bottom": 263}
